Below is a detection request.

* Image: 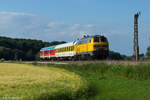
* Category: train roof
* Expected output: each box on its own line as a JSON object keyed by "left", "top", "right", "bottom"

{"left": 80, "top": 35, "right": 106, "bottom": 40}
{"left": 55, "top": 42, "right": 75, "bottom": 49}
{"left": 40, "top": 46, "right": 55, "bottom": 51}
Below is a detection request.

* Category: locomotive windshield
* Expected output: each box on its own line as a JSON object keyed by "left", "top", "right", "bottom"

{"left": 94, "top": 36, "right": 107, "bottom": 42}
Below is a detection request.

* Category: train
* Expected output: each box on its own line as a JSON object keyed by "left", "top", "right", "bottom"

{"left": 40, "top": 35, "right": 109, "bottom": 60}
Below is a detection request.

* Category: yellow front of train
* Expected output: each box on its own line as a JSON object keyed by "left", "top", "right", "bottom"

{"left": 92, "top": 35, "right": 109, "bottom": 59}
{"left": 75, "top": 35, "right": 109, "bottom": 59}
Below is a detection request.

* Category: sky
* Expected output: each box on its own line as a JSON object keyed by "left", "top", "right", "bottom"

{"left": 0, "top": 0, "right": 149, "bottom": 55}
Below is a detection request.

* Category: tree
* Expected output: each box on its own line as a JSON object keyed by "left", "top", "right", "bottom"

{"left": 146, "top": 46, "right": 150, "bottom": 58}
{"left": 108, "top": 51, "right": 126, "bottom": 60}
{"left": 0, "top": 36, "right": 66, "bottom": 61}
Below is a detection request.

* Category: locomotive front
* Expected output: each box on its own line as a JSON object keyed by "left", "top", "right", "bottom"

{"left": 92, "top": 35, "right": 109, "bottom": 59}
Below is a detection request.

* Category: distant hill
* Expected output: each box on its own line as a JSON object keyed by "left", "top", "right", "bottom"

{"left": 0, "top": 36, "right": 66, "bottom": 61}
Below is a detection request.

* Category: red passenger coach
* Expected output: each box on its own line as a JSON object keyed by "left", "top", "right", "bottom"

{"left": 40, "top": 51, "right": 44, "bottom": 57}
{"left": 40, "top": 46, "right": 56, "bottom": 59}
{"left": 50, "top": 49, "right": 55, "bottom": 56}
{"left": 44, "top": 50, "right": 50, "bottom": 57}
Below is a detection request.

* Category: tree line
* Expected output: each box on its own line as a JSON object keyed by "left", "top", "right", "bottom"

{"left": 0, "top": 36, "right": 65, "bottom": 61}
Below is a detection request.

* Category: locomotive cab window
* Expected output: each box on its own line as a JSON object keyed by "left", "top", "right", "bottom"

{"left": 100, "top": 36, "right": 107, "bottom": 42}
{"left": 94, "top": 36, "right": 107, "bottom": 42}
{"left": 94, "top": 37, "right": 100, "bottom": 42}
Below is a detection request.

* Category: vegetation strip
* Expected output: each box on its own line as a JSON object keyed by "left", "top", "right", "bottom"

{"left": 36, "top": 63, "right": 150, "bottom": 100}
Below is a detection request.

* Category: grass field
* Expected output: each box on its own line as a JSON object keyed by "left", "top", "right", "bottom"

{"left": 0, "top": 63, "right": 88, "bottom": 100}
{"left": 1, "top": 62, "right": 150, "bottom": 100}
{"left": 41, "top": 62, "right": 150, "bottom": 100}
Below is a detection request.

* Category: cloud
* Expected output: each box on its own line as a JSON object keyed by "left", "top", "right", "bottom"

{"left": 0, "top": 11, "right": 121, "bottom": 41}
{"left": 0, "top": 11, "right": 45, "bottom": 38}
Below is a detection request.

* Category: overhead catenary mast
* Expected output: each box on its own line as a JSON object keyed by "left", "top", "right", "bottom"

{"left": 133, "top": 12, "right": 140, "bottom": 61}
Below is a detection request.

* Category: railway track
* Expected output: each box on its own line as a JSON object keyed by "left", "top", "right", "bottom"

{"left": 5, "top": 60, "right": 150, "bottom": 65}
{"left": 29, "top": 60, "right": 150, "bottom": 65}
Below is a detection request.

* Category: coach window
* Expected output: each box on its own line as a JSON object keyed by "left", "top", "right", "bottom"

{"left": 73, "top": 46, "right": 74, "bottom": 50}
{"left": 51, "top": 50, "right": 54, "bottom": 54}
{"left": 70, "top": 46, "right": 72, "bottom": 51}
{"left": 70, "top": 47, "right": 72, "bottom": 51}
{"left": 65, "top": 47, "right": 67, "bottom": 52}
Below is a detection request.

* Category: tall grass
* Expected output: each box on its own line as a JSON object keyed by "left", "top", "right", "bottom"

{"left": 43, "top": 63, "right": 150, "bottom": 80}
{"left": 36, "top": 62, "right": 150, "bottom": 100}
{"left": 0, "top": 63, "right": 88, "bottom": 100}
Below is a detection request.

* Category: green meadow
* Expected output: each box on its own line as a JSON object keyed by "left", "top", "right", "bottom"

{"left": 42, "top": 62, "right": 150, "bottom": 100}
{"left": 1, "top": 62, "right": 150, "bottom": 100}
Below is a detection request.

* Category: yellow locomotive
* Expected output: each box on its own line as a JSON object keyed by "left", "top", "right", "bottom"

{"left": 40, "top": 35, "right": 109, "bottom": 60}
{"left": 75, "top": 35, "right": 109, "bottom": 59}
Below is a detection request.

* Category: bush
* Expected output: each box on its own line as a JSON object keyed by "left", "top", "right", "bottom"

{"left": 0, "top": 58, "right": 5, "bottom": 62}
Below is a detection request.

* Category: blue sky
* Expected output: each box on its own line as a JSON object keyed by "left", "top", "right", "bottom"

{"left": 0, "top": 0, "right": 149, "bottom": 55}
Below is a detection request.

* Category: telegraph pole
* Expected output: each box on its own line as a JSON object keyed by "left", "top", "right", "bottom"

{"left": 134, "top": 12, "right": 140, "bottom": 61}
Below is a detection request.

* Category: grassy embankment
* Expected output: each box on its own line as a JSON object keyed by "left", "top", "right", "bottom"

{"left": 0, "top": 63, "right": 88, "bottom": 100}
{"left": 40, "top": 62, "right": 150, "bottom": 100}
